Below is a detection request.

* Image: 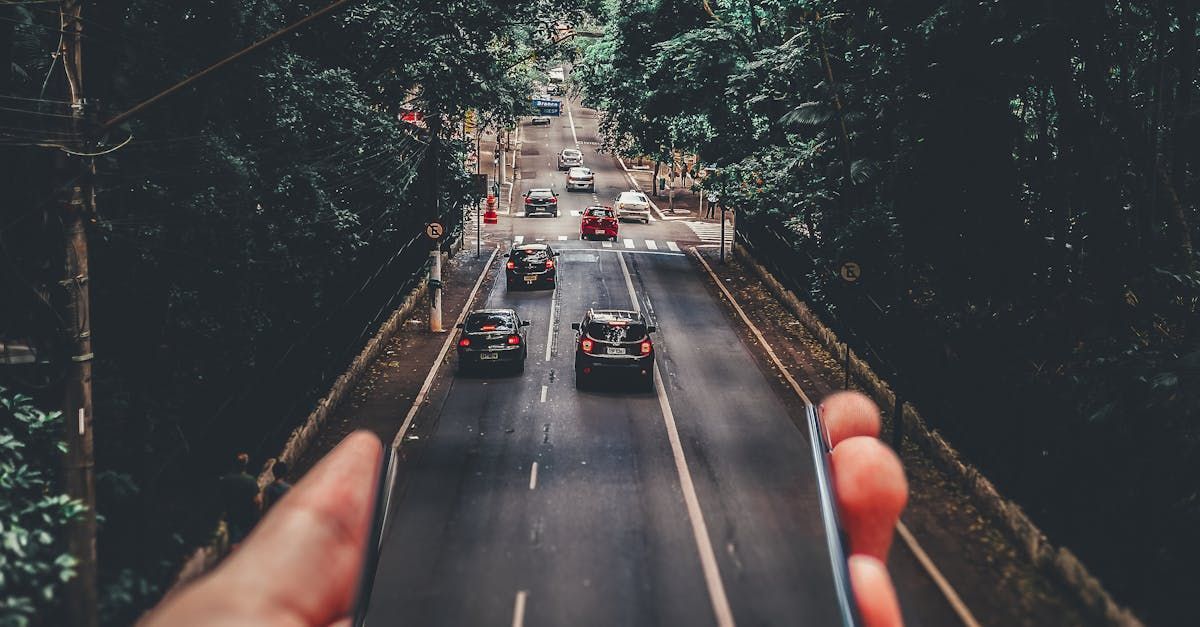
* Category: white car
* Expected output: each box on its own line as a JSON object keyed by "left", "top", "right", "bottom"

{"left": 566, "top": 167, "right": 595, "bottom": 192}
{"left": 557, "top": 148, "right": 583, "bottom": 170}
{"left": 615, "top": 191, "right": 651, "bottom": 223}
{"left": 531, "top": 116, "right": 551, "bottom": 126}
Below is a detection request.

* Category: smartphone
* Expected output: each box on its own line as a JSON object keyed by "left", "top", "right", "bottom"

{"left": 351, "top": 442, "right": 399, "bottom": 627}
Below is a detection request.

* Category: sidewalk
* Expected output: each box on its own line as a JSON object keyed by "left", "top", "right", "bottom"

{"left": 616, "top": 157, "right": 728, "bottom": 222}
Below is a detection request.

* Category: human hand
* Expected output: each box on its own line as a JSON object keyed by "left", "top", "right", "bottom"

{"left": 140, "top": 431, "right": 382, "bottom": 627}
{"left": 821, "top": 391, "right": 906, "bottom": 627}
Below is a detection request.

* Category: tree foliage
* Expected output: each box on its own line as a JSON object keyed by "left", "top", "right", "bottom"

{"left": 1, "top": 0, "right": 576, "bottom": 622}
{"left": 580, "top": 1, "right": 1198, "bottom": 623}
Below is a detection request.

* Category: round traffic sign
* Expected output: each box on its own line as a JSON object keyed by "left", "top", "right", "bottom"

{"left": 426, "top": 221, "right": 445, "bottom": 240}
{"left": 840, "top": 261, "right": 862, "bottom": 283}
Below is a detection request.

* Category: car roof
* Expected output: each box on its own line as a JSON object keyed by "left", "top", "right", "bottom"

{"left": 588, "top": 309, "right": 644, "bottom": 322}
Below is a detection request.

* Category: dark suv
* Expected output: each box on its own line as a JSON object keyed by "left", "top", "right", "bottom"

{"left": 571, "top": 309, "right": 657, "bottom": 391}
{"left": 523, "top": 188, "right": 559, "bottom": 217}
{"left": 505, "top": 243, "right": 559, "bottom": 290}
{"left": 456, "top": 308, "right": 530, "bottom": 374}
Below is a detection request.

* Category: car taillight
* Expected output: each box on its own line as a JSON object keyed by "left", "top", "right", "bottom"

{"left": 640, "top": 340, "right": 652, "bottom": 355}
{"left": 507, "top": 335, "right": 521, "bottom": 345}
{"left": 506, "top": 261, "right": 515, "bottom": 269}
{"left": 581, "top": 338, "right": 593, "bottom": 353}
{"left": 545, "top": 259, "right": 555, "bottom": 269}
{"left": 458, "top": 338, "right": 471, "bottom": 347}
{"left": 549, "top": 197, "right": 557, "bottom": 203}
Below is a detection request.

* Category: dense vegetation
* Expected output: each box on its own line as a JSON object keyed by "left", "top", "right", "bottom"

{"left": 576, "top": 1, "right": 1198, "bottom": 624}
{"left": 1, "top": 1, "right": 575, "bottom": 623}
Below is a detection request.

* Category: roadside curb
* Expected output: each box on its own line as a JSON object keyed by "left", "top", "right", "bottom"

{"left": 731, "top": 242, "right": 1144, "bottom": 627}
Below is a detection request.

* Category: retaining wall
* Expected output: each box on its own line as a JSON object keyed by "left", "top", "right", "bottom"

{"left": 733, "top": 242, "right": 1142, "bottom": 627}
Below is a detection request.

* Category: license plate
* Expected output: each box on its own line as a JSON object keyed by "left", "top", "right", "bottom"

{"left": 480, "top": 353, "right": 499, "bottom": 360}
{"left": 605, "top": 347, "right": 625, "bottom": 355}
{"left": 524, "top": 275, "right": 538, "bottom": 283}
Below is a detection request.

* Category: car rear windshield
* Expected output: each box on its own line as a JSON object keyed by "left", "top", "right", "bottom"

{"left": 529, "top": 190, "right": 554, "bottom": 198}
{"left": 466, "top": 313, "right": 516, "bottom": 333}
{"left": 622, "top": 193, "right": 648, "bottom": 204}
{"left": 511, "top": 247, "right": 550, "bottom": 261}
{"left": 586, "top": 320, "right": 647, "bottom": 342}
{"left": 563, "top": 150, "right": 581, "bottom": 157}
{"left": 585, "top": 207, "right": 614, "bottom": 217}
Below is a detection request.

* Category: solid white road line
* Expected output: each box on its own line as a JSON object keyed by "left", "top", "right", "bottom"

{"left": 391, "top": 247, "right": 500, "bottom": 449}
{"left": 529, "top": 462, "right": 539, "bottom": 490}
{"left": 691, "top": 250, "right": 980, "bottom": 627}
{"left": 667, "top": 241, "right": 681, "bottom": 252}
{"left": 566, "top": 99, "right": 579, "bottom": 146}
{"left": 645, "top": 239, "right": 658, "bottom": 250}
{"left": 540, "top": 385, "right": 548, "bottom": 402}
{"left": 616, "top": 251, "right": 735, "bottom": 627}
{"left": 511, "top": 590, "right": 528, "bottom": 627}
{"left": 558, "top": 235, "right": 568, "bottom": 240}
{"left": 544, "top": 284, "right": 557, "bottom": 362}
{"left": 514, "top": 235, "right": 524, "bottom": 243}
{"left": 623, "top": 238, "right": 635, "bottom": 249}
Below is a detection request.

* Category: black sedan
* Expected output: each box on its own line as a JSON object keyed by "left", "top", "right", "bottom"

{"left": 523, "top": 188, "right": 559, "bottom": 217}
{"left": 572, "top": 309, "right": 657, "bottom": 391}
{"left": 505, "top": 243, "right": 559, "bottom": 290}
{"left": 456, "top": 309, "right": 530, "bottom": 374}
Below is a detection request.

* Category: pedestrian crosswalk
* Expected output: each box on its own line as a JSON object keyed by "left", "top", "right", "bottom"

{"left": 509, "top": 235, "right": 686, "bottom": 253}
{"left": 684, "top": 220, "right": 731, "bottom": 244}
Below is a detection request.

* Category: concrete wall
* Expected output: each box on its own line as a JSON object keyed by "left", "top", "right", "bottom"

{"left": 733, "top": 243, "right": 1143, "bottom": 627}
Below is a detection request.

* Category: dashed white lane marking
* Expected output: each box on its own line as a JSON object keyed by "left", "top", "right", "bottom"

{"left": 623, "top": 238, "right": 635, "bottom": 249}
{"left": 602, "top": 241, "right": 613, "bottom": 248}
{"left": 645, "top": 239, "right": 658, "bottom": 250}
{"left": 529, "top": 462, "right": 539, "bottom": 490}
{"left": 617, "top": 250, "right": 735, "bottom": 627}
{"left": 511, "top": 590, "right": 528, "bottom": 627}
{"left": 514, "top": 235, "right": 525, "bottom": 244}
{"left": 557, "top": 235, "right": 568, "bottom": 240}
{"left": 540, "top": 385, "right": 547, "bottom": 402}
{"left": 566, "top": 99, "right": 579, "bottom": 146}
{"left": 667, "top": 241, "right": 681, "bottom": 252}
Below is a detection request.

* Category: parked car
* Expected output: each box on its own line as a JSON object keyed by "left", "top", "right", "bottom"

{"left": 572, "top": 309, "right": 657, "bottom": 391}
{"left": 505, "top": 243, "right": 559, "bottom": 290}
{"left": 558, "top": 148, "right": 583, "bottom": 170}
{"left": 531, "top": 115, "right": 551, "bottom": 126}
{"left": 580, "top": 205, "right": 618, "bottom": 240}
{"left": 566, "top": 166, "right": 595, "bottom": 192}
{"left": 523, "top": 188, "right": 558, "bottom": 217}
{"left": 615, "top": 190, "right": 651, "bottom": 223}
{"left": 456, "top": 308, "right": 530, "bottom": 374}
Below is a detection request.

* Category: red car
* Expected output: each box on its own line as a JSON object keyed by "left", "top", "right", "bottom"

{"left": 580, "top": 205, "right": 618, "bottom": 241}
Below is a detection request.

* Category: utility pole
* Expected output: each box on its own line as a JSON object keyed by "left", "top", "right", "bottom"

{"left": 57, "top": 1, "right": 98, "bottom": 625}
{"left": 426, "top": 115, "right": 444, "bottom": 333}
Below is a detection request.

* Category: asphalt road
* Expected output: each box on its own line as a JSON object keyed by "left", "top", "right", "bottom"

{"left": 361, "top": 99, "right": 959, "bottom": 626}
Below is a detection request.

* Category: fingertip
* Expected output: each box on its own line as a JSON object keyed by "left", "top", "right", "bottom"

{"left": 849, "top": 554, "right": 903, "bottom": 627}
{"left": 821, "top": 391, "right": 882, "bottom": 447}
{"left": 832, "top": 436, "right": 908, "bottom": 561}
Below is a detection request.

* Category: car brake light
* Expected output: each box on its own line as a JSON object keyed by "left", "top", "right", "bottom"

{"left": 545, "top": 259, "right": 555, "bottom": 269}
{"left": 581, "top": 338, "right": 593, "bottom": 353}
{"left": 549, "top": 197, "right": 557, "bottom": 203}
{"left": 482, "top": 325, "right": 496, "bottom": 331}
{"left": 641, "top": 340, "right": 652, "bottom": 355}
{"left": 507, "top": 335, "right": 521, "bottom": 345}
{"left": 609, "top": 320, "right": 627, "bottom": 326}
{"left": 458, "top": 338, "right": 471, "bottom": 347}
{"left": 506, "top": 261, "right": 515, "bottom": 269}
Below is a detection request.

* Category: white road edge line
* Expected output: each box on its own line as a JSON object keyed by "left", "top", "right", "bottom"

{"left": 691, "top": 249, "right": 981, "bottom": 627}
{"left": 529, "top": 461, "right": 539, "bottom": 490}
{"left": 391, "top": 247, "right": 500, "bottom": 449}
{"left": 540, "top": 385, "right": 547, "bottom": 402}
{"left": 618, "top": 251, "right": 735, "bottom": 627}
{"left": 511, "top": 590, "right": 528, "bottom": 627}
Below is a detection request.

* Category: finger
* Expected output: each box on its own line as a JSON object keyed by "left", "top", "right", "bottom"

{"left": 820, "top": 391, "right": 881, "bottom": 448}
{"left": 144, "top": 431, "right": 384, "bottom": 627}
{"left": 849, "top": 554, "right": 904, "bottom": 627}
{"left": 832, "top": 436, "right": 907, "bottom": 561}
